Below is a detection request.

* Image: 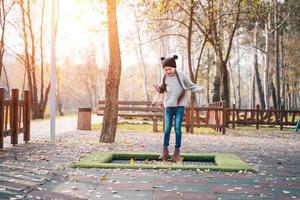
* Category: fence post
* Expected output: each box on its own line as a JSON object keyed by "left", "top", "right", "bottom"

{"left": 190, "top": 103, "right": 194, "bottom": 134}
{"left": 23, "top": 90, "right": 31, "bottom": 142}
{"left": 256, "top": 104, "right": 260, "bottom": 130}
{"left": 152, "top": 116, "right": 158, "bottom": 132}
{"left": 0, "top": 88, "right": 4, "bottom": 149}
{"left": 185, "top": 108, "right": 191, "bottom": 133}
{"left": 280, "top": 104, "right": 284, "bottom": 130}
{"left": 232, "top": 104, "right": 236, "bottom": 129}
{"left": 11, "top": 89, "right": 19, "bottom": 146}
{"left": 222, "top": 101, "right": 226, "bottom": 134}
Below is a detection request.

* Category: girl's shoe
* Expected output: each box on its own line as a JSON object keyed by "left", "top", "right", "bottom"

{"left": 159, "top": 147, "right": 169, "bottom": 161}
{"left": 171, "top": 148, "right": 180, "bottom": 162}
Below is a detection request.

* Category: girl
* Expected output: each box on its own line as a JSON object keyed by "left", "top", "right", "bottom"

{"left": 153, "top": 55, "right": 204, "bottom": 162}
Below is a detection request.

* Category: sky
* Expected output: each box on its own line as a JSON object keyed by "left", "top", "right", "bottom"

{"left": 3, "top": 0, "right": 254, "bottom": 76}
{"left": 55, "top": 0, "right": 159, "bottom": 68}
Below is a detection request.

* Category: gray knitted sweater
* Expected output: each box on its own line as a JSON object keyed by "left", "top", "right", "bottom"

{"left": 161, "top": 70, "right": 204, "bottom": 107}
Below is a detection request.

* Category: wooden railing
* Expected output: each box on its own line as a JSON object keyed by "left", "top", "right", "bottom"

{"left": 97, "top": 100, "right": 163, "bottom": 132}
{"left": 0, "top": 88, "right": 31, "bottom": 149}
{"left": 227, "top": 104, "right": 300, "bottom": 130}
{"left": 97, "top": 100, "right": 299, "bottom": 134}
{"left": 185, "top": 101, "right": 226, "bottom": 134}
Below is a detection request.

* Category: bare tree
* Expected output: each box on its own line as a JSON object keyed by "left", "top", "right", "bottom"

{"left": 100, "top": 0, "right": 122, "bottom": 143}
{"left": 236, "top": 35, "right": 241, "bottom": 108}
{"left": 274, "top": 0, "right": 281, "bottom": 109}
{"left": 0, "top": 0, "right": 14, "bottom": 92}
{"left": 132, "top": 4, "right": 149, "bottom": 101}
{"left": 195, "top": 0, "right": 242, "bottom": 107}
{"left": 253, "top": 22, "right": 266, "bottom": 109}
{"left": 19, "top": 0, "right": 50, "bottom": 119}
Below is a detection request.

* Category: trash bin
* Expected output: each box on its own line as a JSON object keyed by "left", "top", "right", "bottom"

{"left": 77, "top": 108, "right": 92, "bottom": 130}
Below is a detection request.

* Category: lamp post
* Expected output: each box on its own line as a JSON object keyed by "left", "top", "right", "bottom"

{"left": 50, "top": 0, "right": 56, "bottom": 140}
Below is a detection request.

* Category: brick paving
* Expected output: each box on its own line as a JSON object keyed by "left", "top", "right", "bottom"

{"left": 0, "top": 126, "right": 299, "bottom": 199}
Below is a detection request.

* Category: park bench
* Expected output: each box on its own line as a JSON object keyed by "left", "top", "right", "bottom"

{"left": 97, "top": 100, "right": 164, "bottom": 132}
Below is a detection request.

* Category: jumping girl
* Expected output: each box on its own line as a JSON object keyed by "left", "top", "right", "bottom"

{"left": 153, "top": 55, "right": 204, "bottom": 162}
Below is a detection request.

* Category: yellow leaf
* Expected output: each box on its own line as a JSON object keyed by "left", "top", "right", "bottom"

{"left": 130, "top": 158, "right": 135, "bottom": 165}
{"left": 178, "top": 156, "right": 184, "bottom": 163}
{"left": 100, "top": 175, "right": 107, "bottom": 181}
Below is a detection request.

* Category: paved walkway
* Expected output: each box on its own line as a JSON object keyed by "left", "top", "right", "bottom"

{"left": 0, "top": 118, "right": 299, "bottom": 199}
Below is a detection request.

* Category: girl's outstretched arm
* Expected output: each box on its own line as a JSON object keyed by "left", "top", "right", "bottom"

{"left": 181, "top": 72, "right": 204, "bottom": 93}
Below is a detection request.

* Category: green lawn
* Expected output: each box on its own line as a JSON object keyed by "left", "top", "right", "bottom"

{"left": 92, "top": 122, "right": 218, "bottom": 134}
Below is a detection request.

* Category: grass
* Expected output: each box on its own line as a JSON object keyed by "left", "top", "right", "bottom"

{"left": 92, "top": 122, "right": 218, "bottom": 134}
{"left": 71, "top": 151, "right": 254, "bottom": 172}
{"left": 92, "top": 123, "right": 159, "bottom": 132}
{"left": 230, "top": 125, "right": 294, "bottom": 131}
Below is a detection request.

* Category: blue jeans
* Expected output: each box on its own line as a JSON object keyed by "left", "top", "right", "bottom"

{"left": 163, "top": 106, "right": 185, "bottom": 148}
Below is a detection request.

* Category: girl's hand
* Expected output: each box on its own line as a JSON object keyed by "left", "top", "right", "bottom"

{"left": 153, "top": 84, "right": 160, "bottom": 92}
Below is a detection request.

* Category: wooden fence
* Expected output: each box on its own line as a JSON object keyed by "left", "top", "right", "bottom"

{"left": 227, "top": 104, "right": 300, "bottom": 130}
{"left": 97, "top": 100, "right": 163, "bottom": 132}
{"left": 0, "top": 88, "right": 31, "bottom": 149}
{"left": 185, "top": 101, "right": 226, "bottom": 134}
{"left": 97, "top": 100, "right": 299, "bottom": 134}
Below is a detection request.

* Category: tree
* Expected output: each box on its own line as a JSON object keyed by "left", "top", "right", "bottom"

{"left": 252, "top": 21, "right": 266, "bottom": 109}
{"left": 132, "top": 3, "right": 149, "bottom": 101}
{"left": 195, "top": 0, "right": 242, "bottom": 107}
{"left": 0, "top": 0, "right": 14, "bottom": 92}
{"left": 19, "top": 0, "right": 50, "bottom": 119}
{"left": 100, "top": 0, "right": 122, "bottom": 143}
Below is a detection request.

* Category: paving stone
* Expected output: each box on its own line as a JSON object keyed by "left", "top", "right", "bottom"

{"left": 0, "top": 190, "right": 24, "bottom": 200}
{"left": 1, "top": 127, "right": 300, "bottom": 199}
{"left": 209, "top": 185, "right": 271, "bottom": 195}
{"left": 0, "top": 180, "right": 31, "bottom": 191}
{"left": 207, "top": 178, "right": 257, "bottom": 186}
{"left": 97, "top": 181, "right": 153, "bottom": 191}
{"left": 153, "top": 183, "right": 211, "bottom": 193}
{"left": 24, "top": 189, "right": 84, "bottom": 200}
{"left": 216, "top": 193, "right": 276, "bottom": 200}
{"left": 267, "top": 187, "right": 300, "bottom": 196}
{"left": 90, "top": 189, "right": 152, "bottom": 200}
{"left": 155, "top": 175, "right": 207, "bottom": 185}
{"left": 153, "top": 191, "right": 215, "bottom": 200}
{"left": 257, "top": 180, "right": 300, "bottom": 189}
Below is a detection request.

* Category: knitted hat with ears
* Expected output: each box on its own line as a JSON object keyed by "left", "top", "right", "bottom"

{"left": 160, "top": 55, "right": 178, "bottom": 68}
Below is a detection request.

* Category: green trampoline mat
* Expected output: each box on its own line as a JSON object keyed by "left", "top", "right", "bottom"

{"left": 71, "top": 152, "right": 254, "bottom": 172}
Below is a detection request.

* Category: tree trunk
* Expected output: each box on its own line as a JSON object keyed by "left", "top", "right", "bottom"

{"left": 274, "top": 0, "right": 281, "bottom": 109}
{"left": 228, "top": 62, "right": 236, "bottom": 105}
{"left": 253, "top": 22, "right": 266, "bottom": 109}
{"left": 19, "top": 0, "right": 51, "bottom": 119}
{"left": 280, "top": 24, "right": 285, "bottom": 109}
{"left": 134, "top": 7, "right": 149, "bottom": 101}
{"left": 20, "top": 0, "right": 34, "bottom": 108}
{"left": 264, "top": 13, "right": 270, "bottom": 109}
{"left": 39, "top": 0, "right": 45, "bottom": 109}
{"left": 220, "top": 60, "right": 229, "bottom": 107}
{"left": 287, "top": 83, "right": 291, "bottom": 110}
{"left": 186, "top": 0, "right": 195, "bottom": 133}
{"left": 100, "top": 0, "right": 122, "bottom": 143}
{"left": 270, "top": 82, "right": 277, "bottom": 109}
{"left": 250, "top": 69, "right": 256, "bottom": 109}
{"left": 55, "top": 68, "right": 64, "bottom": 116}
{"left": 0, "top": 0, "right": 4, "bottom": 78}
{"left": 206, "top": 49, "right": 211, "bottom": 104}
{"left": 0, "top": 0, "right": 12, "bottom": 77}
{"left": 212, "top": 63, "right": 221, "bottom": 102}
{"left": 236, "top": 35, "right": 241, "bottom": 108}
{"left": 2, "top": 65, "right": 10, "bottom": 96}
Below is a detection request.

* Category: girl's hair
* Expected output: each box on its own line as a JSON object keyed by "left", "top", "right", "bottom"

{"left": 159, "top": 70, "right": 186, "bottom": 105}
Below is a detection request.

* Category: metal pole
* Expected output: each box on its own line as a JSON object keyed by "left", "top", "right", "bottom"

{"left": 50, "top": 0, "right": 56, "bottom": 140}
